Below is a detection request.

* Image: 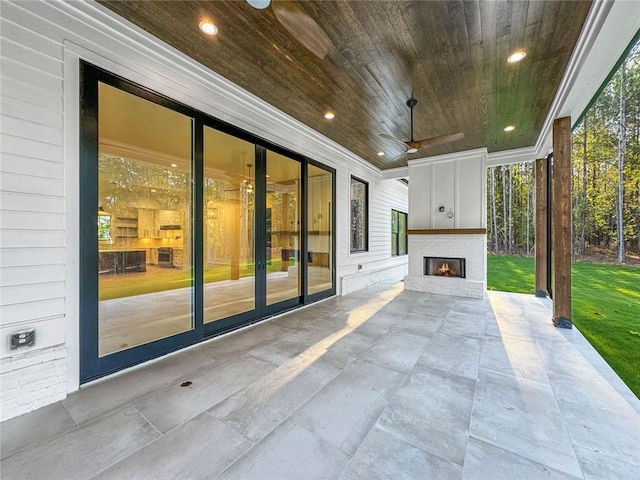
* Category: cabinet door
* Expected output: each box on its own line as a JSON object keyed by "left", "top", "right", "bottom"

{"left": 138, "top": 209, "right": 157, "bottom": 238}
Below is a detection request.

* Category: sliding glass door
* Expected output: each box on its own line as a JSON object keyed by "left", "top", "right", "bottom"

{"left": 203, "top": 127, "right": 256, "bottom": 326}
{"left": 81, "top": 62, "right": 335, "bottom": 382}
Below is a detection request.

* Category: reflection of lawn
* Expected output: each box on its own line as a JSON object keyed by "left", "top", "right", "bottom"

{"left": 488, "top": 254, "right": 640, "bottom": 398}
{"left": 99, "top": 261, "right": 285, "bottom": 301}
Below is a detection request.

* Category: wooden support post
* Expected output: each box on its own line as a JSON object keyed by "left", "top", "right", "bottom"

{"left": 535, "top": 158, "right": 548, "bottom": 297}
{"left": 552, "top": 117, "right": 572, "bottom": 328}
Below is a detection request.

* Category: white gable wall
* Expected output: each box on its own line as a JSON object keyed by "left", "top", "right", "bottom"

{"left": 0, "top": 0, "right": 407, "bottom": 421}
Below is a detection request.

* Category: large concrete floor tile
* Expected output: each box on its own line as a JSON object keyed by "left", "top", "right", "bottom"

{"left": 210, "top": 356, "right": 340, "bottom": 441}
{"left": 339, "top": 427, "right": 462, "bottom": 480}
{"left": 417, "top": 332, "right": 481, "bottom": 379}
{"left": 216, "top": 420, "right": 350, "bottom": 480}
{"left": 0, "top": 405, "right": 159, "bottom": 480}
{"left": 479, "top": 335, "right": 549, "bottom": 383}
{"left": 133, "top": 353, "right": 275, "bottom": 433}
{"left": 377, "top": 365, "right": 476, "bottom": 466}
{"left": 0, "top": 402, "right": 76, "bottom": 460}
{"left": 248, "top": 325, "right": 334, "bottom": 366}
{"left": 450, "top": 300, "right": 491, "bottom": 317}
{"left": 462, "top": 436, "right": 582, "bottom": 480}
{"left": 359, "top": 330, "right": 428, "bottom": 373}
{"left": 438, "top": 312, "right": 486, "bottom": 339}
{"left": 470, "top": 369, "right": 582, "bottom": 478}
{"left": 290, "top": 359, "right": 405, "bottom": 454}
{"left": 311, "top": 330, "right": 375, "bottom": 370}
{"left": 547, "top": 374, "right": 640, "bottom": 466}
{"left": 391, "top": 311, "right": 443, "bottom": 337}
{"left": 93, "top": 413, "right": 251, "bottom": 480}
{"left": 62, "top": 348, "right": 216, "bottom": 424}
{"left": 575, "top": 445, "right": 639, "bottom": 480}
{"left": 413, "top": 298, "right": 456, "bottom": 317}
{"left": 353, "top": 311, "right": 404, "bottom": 339}
{"left": 196, "top": 322, "right": 291, "bottom": 362}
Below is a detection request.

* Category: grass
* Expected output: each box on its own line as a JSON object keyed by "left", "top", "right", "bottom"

{"left": 99, "top": 260, "right": 286, "bottom": 301}
{"left": 487, "top": 254, "right": 640, "bottom": 398}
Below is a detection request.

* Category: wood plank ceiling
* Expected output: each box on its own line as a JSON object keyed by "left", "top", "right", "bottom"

{"left": 98, "top": 0, "right": 592, "bottom": 170}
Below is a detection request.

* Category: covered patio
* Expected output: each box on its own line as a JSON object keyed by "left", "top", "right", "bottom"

{"left": 2, "top": 283, "right": 638, "bottom": 479}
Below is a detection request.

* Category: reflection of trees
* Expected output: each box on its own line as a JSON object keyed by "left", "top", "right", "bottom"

{"left": 99, "top": 153, "right": 189, "bottom": 217}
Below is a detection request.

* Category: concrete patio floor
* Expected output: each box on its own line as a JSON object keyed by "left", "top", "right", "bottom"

{"left": 2, "top": 282, "right": 639, "bottom": 479}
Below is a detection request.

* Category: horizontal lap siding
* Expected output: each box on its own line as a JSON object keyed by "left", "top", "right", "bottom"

{"left": 1, "top": 1, "right": 68, "bottom": 420}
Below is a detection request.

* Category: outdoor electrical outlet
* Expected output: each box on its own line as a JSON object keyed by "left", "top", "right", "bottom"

{"left": 358, "top": 264, "right": 362, "bottom": 270}
{"left": 10, "top": 329, "right": 35, "bottom": 350}
{"left": 439, "top": 206, "right": 445, "bottom": 212}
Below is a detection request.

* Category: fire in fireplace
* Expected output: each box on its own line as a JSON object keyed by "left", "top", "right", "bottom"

{"left": 424, "top": 257, "right": 466, "bottom": 278}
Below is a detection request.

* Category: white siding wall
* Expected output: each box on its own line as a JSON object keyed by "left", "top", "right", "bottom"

{"left": 0, "top": 0, "right": 407, "bottom": 421}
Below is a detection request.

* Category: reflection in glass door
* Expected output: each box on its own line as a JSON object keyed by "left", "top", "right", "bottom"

{"left": 266, "top": 150, "right": 301, "bottom": 305}
{"left": 97, "top": 82, "right": 193, "bottom": 357}
{"left": 203, "top": 127, "right": 256, "bottom": 323}
{"left": 307, "top": 163, "right": 334, "bottom": 295}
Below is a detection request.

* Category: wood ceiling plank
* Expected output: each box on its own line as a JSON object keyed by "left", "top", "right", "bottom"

{"left": 97, "top": 0, "right": 592, "bottom": 170}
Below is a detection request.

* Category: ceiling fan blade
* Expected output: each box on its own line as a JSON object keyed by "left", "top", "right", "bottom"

{"left": 413, "top": 132, "right": 465, "bottom": 150}
{"left": 272, "top": 2, "right": 332, "bottom": 59}
{"left": 379, "top": 133, "right": 409, "bottom": 147}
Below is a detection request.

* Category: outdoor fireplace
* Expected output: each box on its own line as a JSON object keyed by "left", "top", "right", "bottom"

{"left": 424, "top": 257, "right": 466, "bottom": 279}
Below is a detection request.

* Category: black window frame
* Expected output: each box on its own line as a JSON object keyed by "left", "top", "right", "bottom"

{"left": 350, "top": 176, "right": 369, "bottom": 253}
{"left": 391, "top": 209, "right": 408, "bottom": 257}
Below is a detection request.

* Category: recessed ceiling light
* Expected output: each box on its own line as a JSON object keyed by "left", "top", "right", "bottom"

{"left": 504, "top": 125, "right": 516, "bottom": 132}
{"left": 247, "top": 0, "right": 271, "bottom": 9}
{"left": 171, "top": 163, "right": 178, "bottom": 168}
{"left": 324, "top": 111, "right": 335, "bottom": 120}
{"left": 507, "top": 51, "right": 526, "bottom": 63}
{"left": 377, "top": 151, "right": 385, "bottom": 156}
{"left": 407, "top": 147, "right": 418, "bottom": 154}
{"left": 150, "top": 189, "right": 157, "bottom": 193}
{"left": 199, "top": 21, "right": 218, "bottom": 36}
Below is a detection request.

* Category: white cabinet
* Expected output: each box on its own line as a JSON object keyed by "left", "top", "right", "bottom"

{"left": 138, "top": 209, "right": 160, "bottom": 238}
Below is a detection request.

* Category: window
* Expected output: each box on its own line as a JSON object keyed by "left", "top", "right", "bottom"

{"left": 350, "top": 176, "right": 368, "bottom": 252}
{"left": 391, "top": 210, "right": 408, "bottom": 256}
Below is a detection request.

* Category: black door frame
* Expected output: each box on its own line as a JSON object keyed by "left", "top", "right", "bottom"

{"left": 79, "top": 62, "right": 336, "bottom": 382}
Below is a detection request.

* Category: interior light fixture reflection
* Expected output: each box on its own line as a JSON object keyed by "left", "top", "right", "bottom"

{"left": 504, "top": 125, "right": 516, "bottom": 132}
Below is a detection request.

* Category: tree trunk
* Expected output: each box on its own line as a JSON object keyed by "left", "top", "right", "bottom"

{"left": 508, "top": 165, "right": 513, "bottom": 254}
{"left": 617, "top": 62, "right": 626, "bottom": 263}
{"left": 490, "top": 167, "right": 499, "bottom": 252}
{"left": 579, "top": 114, "right": 587, "bottom": 256}
{"left": 502, "top": 165, "right": 508, "bottom": 252}
{"left": 526, "top": 162, "right": 531, "bottom": 254}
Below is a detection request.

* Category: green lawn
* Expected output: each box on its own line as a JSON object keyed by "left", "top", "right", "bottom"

{"left": 487, "top": 254, "right": 640, "bottom": 398}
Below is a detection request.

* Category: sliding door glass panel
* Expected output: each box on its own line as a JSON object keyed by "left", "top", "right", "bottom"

{"left": 307, "top": 164, "right": 333, "bottom": 295}
{"left": 97, "top": 83, "right": 193, "bottom": 357}
{"left": 266, "top": 150, "right": 301, "bottom": 305}
{"left": 203, "top": 127, "right": 256, "bottom": 322}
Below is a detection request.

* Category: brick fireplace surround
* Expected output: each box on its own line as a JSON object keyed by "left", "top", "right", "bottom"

{"left": 404, "top": 230, "right": 486, "bottom": 299}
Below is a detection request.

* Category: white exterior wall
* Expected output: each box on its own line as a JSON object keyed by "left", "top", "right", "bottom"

{"left": 404, "top": 149, "right": 487, "bottom": 299}
{"left": 0, "top": 0, "right": 407, "bottom": 421}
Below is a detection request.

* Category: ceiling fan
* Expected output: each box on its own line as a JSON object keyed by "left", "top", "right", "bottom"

{"left": 246, "top": 0, "right": 332, "bottom": 59}
{"left": 380, "top": 98, "right": 465, "bottom": 157}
